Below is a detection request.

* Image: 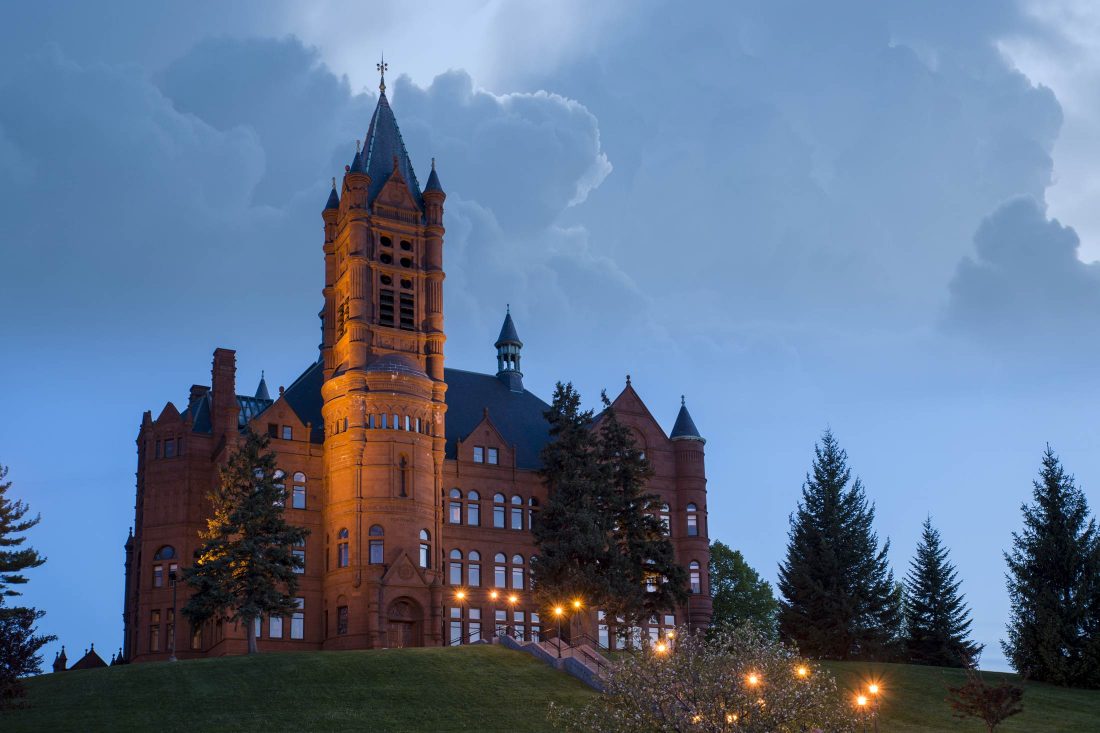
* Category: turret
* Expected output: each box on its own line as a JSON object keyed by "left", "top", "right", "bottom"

{"left": 670, "top": 396, "right": 711, "bottom": 630}
{"left": 255, "top": 371, "right": 271, "bottom": 401}
{"left": 52, "top": 646, "right": 67, "bottom": 673}
{"left": 495, "top": 307, "right": 524, "bottom": 392}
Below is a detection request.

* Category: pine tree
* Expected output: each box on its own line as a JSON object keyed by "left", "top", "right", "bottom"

{"left": 0, "top": 464, "right": 55, "bottom": 707}
{"left": 777, "top": 430, "right": 902, "bottom": 660}
{"left": 182, "top": 431, "right": 309, "bottom": 654}
{"left": 532, "top": 383, "right": 614, "bottom": 610}
{"left": 904, "top": 516, "right": 980, "bottom": 667}
{"left": 1003, "top": 446, "right": 1100, "bottom": 687}
{"left": 597, "top": 393, "right": 687, "bottom": 631}
{"left": 709, "top": 541, "right": 779, "bottom": 638}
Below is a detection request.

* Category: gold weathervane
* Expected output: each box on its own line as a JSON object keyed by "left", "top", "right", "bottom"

{"left": 377, "top": 54, "right": 388, "bottom": 94}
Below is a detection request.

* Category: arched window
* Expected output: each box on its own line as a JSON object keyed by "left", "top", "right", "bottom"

{"left": 689, "top": 561, "right": 702, "bottom": 594}
{"left": 449, "top": 489, "right": 463, "bottom": 524}
{"left": 527, "top": 497, "right": 539, "bottom": 528}
{"left": 467, "top": 491, "right": 481, "bottom": 526}
{"left": 337, "top": 528, "right": 350, "bottom": 568}
{"left": 510, "top": 495, "right": 523, "bottom": 530}
{"left": 660, "top": 503, "right": 671, "bottom": 536}
{"left": 449, "top": 549, "right": 463, "bottom": 585}
{"left": 494, "top": 553, "right": 507, "bottom": 588}
{"left": 493, "top": 493, "right": 506, "bottom": 529}
{"left": 511, "top": 554, "right": 525, "bottom": 590}
{"left": 369, "top": 524, "right": 384, "bottom": 564}
{"left": 292, "top": 472, "right": 307, "bottom": 509}
{"left": 419, "top": 529, "right": 431, "bottom": 569}
{"left": 468, "top": 550, "right": 481, "bottom": 587}
{"left": 687, "top": 503, "right": 699, "bottom": 537}
{"left": 154, "top": 546, "right": 176, "bottom": 561}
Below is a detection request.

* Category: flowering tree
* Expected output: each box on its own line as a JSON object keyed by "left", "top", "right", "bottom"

{"left": 552, "top": 625, "right": 854, "bottom": 732}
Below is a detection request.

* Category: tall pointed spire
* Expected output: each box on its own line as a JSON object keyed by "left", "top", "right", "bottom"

{"left": 359, "top": 58, "right": 423, "bottom": 209}
{"left": 495, "top": 306, "right": 524, "bottom": 391}
{"left": 324, "top": 176, "right": 339, "bottom": 210}
{"left": 670, "top": 396, "right": 704, "bottom": 442}
{"left": 424, "top": 157, "right": 443, "bottom": 194}
{"left": 377, "top": 53, "right": 388, "bottom": 95}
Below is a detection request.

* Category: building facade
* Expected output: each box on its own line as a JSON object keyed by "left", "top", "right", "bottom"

{"left": 122, "top": 73, "right": 712, "bottom": 662}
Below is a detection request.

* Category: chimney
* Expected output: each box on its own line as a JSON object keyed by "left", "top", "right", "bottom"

{"left": 211, "top": 348, "right": 238, "bottom": 439}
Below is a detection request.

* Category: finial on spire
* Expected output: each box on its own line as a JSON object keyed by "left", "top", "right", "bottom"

{"left": 356, "top": 139, "right": 361, "bottom": 153}
{"left": 506, "top": 303, "right": 510, "bottom": 314}
{"left": 331, "top": 176, "right": 336, "bottom": 190}
{"left": 377, "top": 54, "right": 388, "bottom": 94}
{"left": 681, "top": 395, "right": 686, "bottom": 405}
{"left": 626, "top": 374, "right": 632, "bottom": 385}
{"left": 431, "top": 157, "right": 436, "bottom": 171}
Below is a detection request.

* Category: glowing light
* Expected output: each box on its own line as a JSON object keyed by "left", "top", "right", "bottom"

{"left": 857, "top": 695, "right": 868, "bottom": 707}
{"left": 796, "top": 665, "right": 809, "bottom": 678}
{"left": 691, "top": 715, "right": 701, "bottom": 723}
{"left": 654, "top": 642, "right": 667, "bottom": 654}
{"left": 572, "top": 599, "right": 583, "bottom": 610}
{"left": 868, "top": 683, "right": 880, "bottom": 695}
{"left": 454, "top": 590, "right": 466, "bottom": 601}
{"left": 489, "top": 590, "right": 499, "bottom": 601}
{"left": 553, "top": 606, "right": 564, "bottom": 617}
{"left": 726, "top": 713, "right": 738, "bottom": 723}
{"left": 666, "top": 631, "right": 675, "bottom": 640}
{"left": 508, "top": 594, "right": 518, "bottom": 605}
{"left": 746, "top": 673, "right": 760, "bottom": 686}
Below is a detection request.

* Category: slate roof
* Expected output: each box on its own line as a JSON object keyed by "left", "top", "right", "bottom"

{"left": 495, "top": 311, "right": 522, "bottom": 347}
{"left": 255, "top": 373, "right": 271, "bottom": 400}
{"left": 670, "top": 399, "right": 703, "bottom": 440}
{"left": 325, "top": 184, "right": 340, "bottom": 210}
{"left": 362, "top": 92, "right": 423, "bottom": 209}
{"left": 424, "top": 163, "right": 443, "bottom": 194}
{"left": 282, "top": 359, "right": 325, "bottom": 443}
{"left": 444, "top": 368, "right": 551, "bottom": 469}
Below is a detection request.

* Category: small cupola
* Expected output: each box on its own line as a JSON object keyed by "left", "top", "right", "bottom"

{"left": 495, "top": 306, "right": 524, "bottom": 392}
{"left": 670, "top": 396, "right": 704, "bottom": 443}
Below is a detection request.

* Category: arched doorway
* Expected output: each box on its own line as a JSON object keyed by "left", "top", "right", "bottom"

{"left": 386, "top": 597, "right": 423, "bottom": 648}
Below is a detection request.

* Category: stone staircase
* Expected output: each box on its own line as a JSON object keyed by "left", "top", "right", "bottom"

{"left": 495, "top": 634, "right": 610, "bottom": 690}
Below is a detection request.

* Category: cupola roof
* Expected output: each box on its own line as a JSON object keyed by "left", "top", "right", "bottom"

{"left": 670, "top": 396, "right": 704, "bottom": 441}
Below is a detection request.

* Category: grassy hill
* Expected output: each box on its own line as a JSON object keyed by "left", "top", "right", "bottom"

{"left": 3, "top": 645, "right": 596, "bottom": 733}
{"left": 4, "top": 646, "right": 1100, "bottom": 732}
{"left": 826, "top": 660, "right": 1100, "bottom": 732}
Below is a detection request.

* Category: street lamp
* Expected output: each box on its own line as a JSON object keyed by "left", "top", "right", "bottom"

{"left": 168, "top": 569, "right": 178, "bottom": 662}
{"left": 867, "top": 683, "right": 881, "bottom": 733}
{"left": 746, "top": 672, "right": 760, "bottom": 687}
{"left": 796, "top": 665, "right": 809, "bottom": 678}
{"left": 856, "top": 695, "right": 869, "bottom": 733}
{"left": 553, "top": 606, "right": 565, "bottom": 658}
{"left": 507, "top": 594, "right": 519, "bottom": 639}
{"left": 451, "top": 590, "right": 467, "bottom": 646}
{"left": 654, "top": 640, "right": 668, "bottom": 654}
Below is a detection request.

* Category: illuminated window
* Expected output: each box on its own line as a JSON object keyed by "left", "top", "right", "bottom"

{"left": 337, "top": 528, "right": 350, "bottom": 568}
{"left": 369, "top": 524, "right": 384, "bottom": 564}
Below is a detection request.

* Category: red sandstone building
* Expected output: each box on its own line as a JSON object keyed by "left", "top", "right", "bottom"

{"left": 122, "top": 71, "right": 712, "bottom": 662}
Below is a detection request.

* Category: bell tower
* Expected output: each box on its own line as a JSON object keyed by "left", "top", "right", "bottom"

{"left": 320, "top": 59, "right": 448, "bottom": 649}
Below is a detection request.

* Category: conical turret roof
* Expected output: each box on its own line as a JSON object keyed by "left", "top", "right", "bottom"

{"left": 424, "top": 158, "right": 443, "bottom": 194}
{"left": 495, "top": 309, "right": 522, "bottom": 347}
{"left": 255, "top": 372, "right": 271, "bottom": 401}
{"left": 324, "top": 179, "right": 339, "bottom": 210}
{"left": 670, "top": 397, "right": 703, "bottom": 441}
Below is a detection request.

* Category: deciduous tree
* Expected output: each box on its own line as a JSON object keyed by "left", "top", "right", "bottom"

{"left": 709, "top": 541, "right": 778, "bottom": 638}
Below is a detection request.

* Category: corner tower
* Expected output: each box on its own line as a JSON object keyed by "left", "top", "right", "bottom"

{"left": 670, "top": 396, "right": 712, "bottom": 630}
{"left": 319, "top": 62, "right": 448, "bottom": 649}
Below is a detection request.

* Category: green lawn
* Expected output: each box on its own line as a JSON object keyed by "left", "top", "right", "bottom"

{"left": 3, "top": 645, "right": 596, "bottom": 733}
{"left": 825, "top": 660, "right": 1100, "bottom": 732}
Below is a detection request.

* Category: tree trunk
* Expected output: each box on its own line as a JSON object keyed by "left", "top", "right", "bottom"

{"left": 246, "top": 616, "right": 258, "bottom": 654}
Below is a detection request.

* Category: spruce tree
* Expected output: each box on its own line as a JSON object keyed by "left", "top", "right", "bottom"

{"left": 183, "top": 431, "right": 309, "bottom": 654}
{"left": 1003, "top": 446, "right": 1100, "bottom": 687}
{"left": 709, "top": 541, "right": 779, "bottom": 637}
{"left": 777, "top": 430, "right": 902, "bottom": 660}
{"left": 904, "top": 516, "right": 980, "bottom": 667}
{"left": 532, "top": 383, "right": 613, "bottom": 611}
{"left": 0, "top": 464, "right": 55, "bottom": 706}
{"left": 597, "top": 393, "right": 687, "bottom": 632}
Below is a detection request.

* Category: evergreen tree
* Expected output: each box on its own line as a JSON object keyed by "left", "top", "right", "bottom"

{"left": 709, "top": 541, "right": 779, "bottom": 638}
{"left": 0, "top": 464, "right": 55, "bottom": 706}
{"left": 532, "top": 383, "right": 613, "bottom": 610}
{"left": 777, "top": 430, "right": 902, "bottom": 660}
{"left": 597, "top": 393, "right": 687, "bottom": 631}
{"left": 1003, "top": 446, "right": 1100, "bottom": 687}
{"left": 904, "top": 516, "right": 980, "bottom": 667}
{"left": 183, "top": 431, "right": 309, "bottom": 654}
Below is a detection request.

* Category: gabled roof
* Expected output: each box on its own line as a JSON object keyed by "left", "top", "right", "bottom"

{"left": 362, "top": 92, "right": 422, "bottom": 210}
{"left": 444, "top": 368, "right": 550, "bottom": 469}
{"left": 282, "top": 359, "right": 325, "bottom": 443}
{"left": 670, "top": 398, "right": 703, "bottom": 441}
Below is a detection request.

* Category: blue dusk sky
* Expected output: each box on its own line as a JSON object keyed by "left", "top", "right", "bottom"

{"left": 3, "top": 1, "right": 1100, "bottom": 671}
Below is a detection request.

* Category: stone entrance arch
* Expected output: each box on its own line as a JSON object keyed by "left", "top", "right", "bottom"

{"left": 385, "top": 597, "right": 423, "bottom": 648}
